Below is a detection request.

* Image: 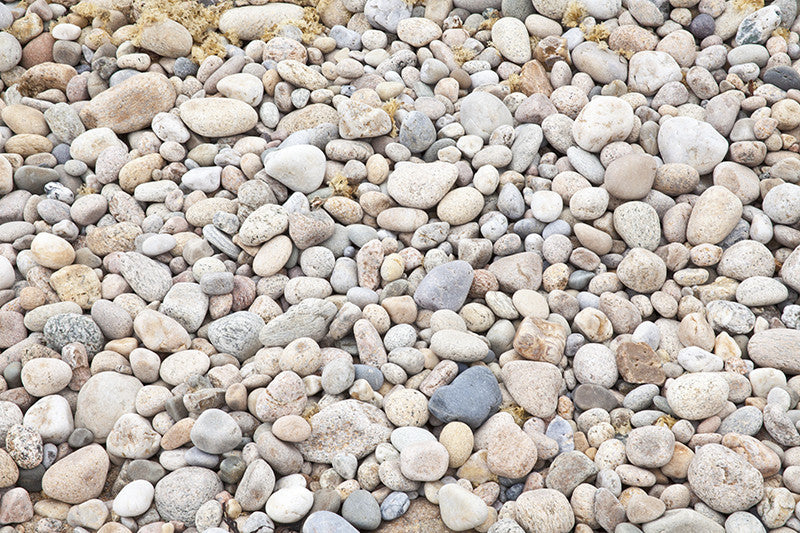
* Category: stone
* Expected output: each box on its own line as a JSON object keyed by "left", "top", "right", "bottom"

{"left": 207, "top": 311, "right": 264, "bottom": 361}
{"left": 413, "top": 260, "right": 474, "bottom": 311}
{"left": 515, "top": 489, "right": 574, "bottom": 533}
{"left": 666, "top": 372, "right": 729, "bottom": 420}
{"left": 79, "top": 73, "right": 176, "bottom": 134}
{"left": 41, "top": 444, "right": 109, "bottom": 504}
{"left": 296, "top": 400, "right": 392, "bottom": 462}
{"left": 658, "top": 116, "right": 729, "bottom": 174}
{"left": 687, "top": 443, "right": 764, "bottom": 513}
{"left": 265, "top": 487, "right": 314, "bottom": 523}
{"left": 502, "top": 360, "right": 561, "bottom": 418}
{"left": 437, "top": 483, "right": 488, "bottom": 531}
{"left": 219, "top": 4, "right": 305, "bottom": 40}
{"left": 263, "top": 144, "right": 326, "bottom": 194}
{"left": 179, "top": 98, "right": 259, "bottom": 138}
{"left": 686, "top": 186, "right": 743, "bottom": 245}
{"left": 154, "top": 467, "right": 223, "bottom": 525}
{"left": 387, "top": 162, "right": 457, "bottom": 209}
{"left": 113, "top": 479, "right": 155, "bottom": 517}
{"left": 460, "top": 92, "right": 513, "bottom": 141}
{"left": 572, "top": 96, "right": 634, "bottom": 152}
{"left": 428, "top": 366, "right": 502, "bottom": 429}
{"left": 190, "top": 409, "right": 243, "bottom": 455}
{"left": 75, "top": 372, "right": 142, "bottom": 441}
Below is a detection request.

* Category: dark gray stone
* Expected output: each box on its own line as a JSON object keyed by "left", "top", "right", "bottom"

{"left": 428, "top": 366, "right": 502, "bottom": 429}
{"left": 413, "top": 260, "right": 474, "bottom": 311}
{"left": 764, "top": 65, "right": 800, "bottom": 91}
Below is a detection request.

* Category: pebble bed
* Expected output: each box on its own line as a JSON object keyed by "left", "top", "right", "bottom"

{"left": 2, "top": 0, "right": 800, "bottom": 531}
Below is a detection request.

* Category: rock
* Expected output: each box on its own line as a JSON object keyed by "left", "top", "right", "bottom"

{"left": 296, "top": 400, "right": 393, "bottom": 462}
{"left": 207, "top": 311, "right": 264, "bottom": 361}
{"left": 263, "top": 145, "right": 326, "bottom": 194}
{"left": 41, "top": 444, "right": 109, "bottom": 504}
{"left": 437, "top": 483, "right": 488, "bottom": 531}
{"left": 413, "top": 260, "right": 474, "bottom": 311}
{"left": 515, "top": 489, "right": 575, "bottom": 533}
{"left": 492, "top": 18, "right": 532, "bottom": 63}
{"left": 43, "top": 313, "right": 104, "bottom": 356}
{"left": 118, "top": 252, "right": 172, "bottom": 303}
{"left": 658, "top": 116, "right": 729, "bottom": 174}
{"left": 502, "top": 360, "right": 561, "bottom": 418}
{"left": 666, "top": 372, "right": 729, "bottom": 420}
{"left": 265, "top": 487, "right": 314, "bottom": 523}
{"left": 75, "top": 372, "right": 142, "bottom": 441}
{"left": 20, "top": 358, "right": 71, "bottom": 397}
{"left": 155, "top": 467, "right": 223, "bottom": 525}
{"left": 179, "top": 98, "right": 259, "bottom": 138}
{"left": 259, "top": 298, "right": 337, "bottom": 347}
{"left": 387, "top": 162, "right": 457, "bottom": 209}
{"left": 428, "top": 366, "right": 502, "bottom": 429}
{"left": 687, "top": 443, "right": 764, "bottom": 513}
{"left": 628, "top": 51, "right": 682, "bottom": 95}
{"left": 460, "top": 92, "right": 514, "bottom": 140}
{"left": 137, "top": 20, "right": 193, "bottom": 58}
{"left": 304, "top": 511, "right": 358, "bottom": 533}
{"left": 133, "top": 310, "right": 191, "bottom": 353}
{"left": 572, "top": 96, "right": 634, "bottom": 152}
{"left": 190, "top": 409, "right": 243, "bottom": 455}
{"left": 626, "top": 426, "right": 675, "bottom": 467}
{"left": 748, "top": 329, "right": 800, "bottom": 374}
{"left": 113, "top": 479, "right": 155, "bottom": 517}
{"left": 341, "top": 490, "right": 381, "bottom": 530}
{"left": 338, "top": 99, "right": 392, "bottom": 139}
{"left": 641, "top": 509, "right": 724, "bottom": 533}
{"left": 79, "top": 73, "right": 176, "bottom": 134}
{"left": 219, "top": 4, "right": 305, "bottom": 40}
{"left": 399, "top": 441, "right": 449, "bottom": 481}
{"left": 686, "top": 185, "right": 743, "bottom": 245}
{"left": 364, "top": 0, "right": 411, "bottom": 32}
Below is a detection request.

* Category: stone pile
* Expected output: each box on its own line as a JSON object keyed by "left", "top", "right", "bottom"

{"left": 1, "top": 0, "right": 800, "bottom": 530}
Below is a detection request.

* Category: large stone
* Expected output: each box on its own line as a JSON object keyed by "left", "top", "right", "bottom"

{"left": 658, "top": 116, "right": 729, "bottom": 174}
{"left": 428, "top": 366, "right": 502, "bottom": 429}
{"left": 154, "top": 467, "right": 224, "bottom": 525}
{"left": 687, "top": 443, "right": 764, "bottom": 513}
{"left": 41, "top": 444, "right": 109, "bottom": 504}
{"left": 459, "top": 92, "right": 513, "bottom": 140}
{"left": 263, "top": 144, "right": 326, "bottom": 194}
{"left": 179, "top": 98, "right": 258, "bottom": 138}
{"left": 75, "top": 372, "right": 143, "bottom": 441}
{"left": 387, "top": 162, "right": 458, "bottom": 209}
{"left": 219, "top": 4, "right": 305, "bottom": 41}
{"left": 413, "top": 260, "right": 474, "bottom": 311}
{"left": 748, "top": 329, "right": 800, "bottom": 374}
{"left": 79, "top": 73, "right": 176, "bottom": 134}
{"left": 296, "top": 399, "right": 393, "bottom": 463}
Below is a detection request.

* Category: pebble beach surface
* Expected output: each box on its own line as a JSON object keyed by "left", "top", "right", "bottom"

{"left": 2, "top": 0, "right": 800, "bottom": 530}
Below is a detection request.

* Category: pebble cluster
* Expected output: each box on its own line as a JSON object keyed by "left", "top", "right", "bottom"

{"left": 2, "top": 0, "right": 800, "bottom": 530}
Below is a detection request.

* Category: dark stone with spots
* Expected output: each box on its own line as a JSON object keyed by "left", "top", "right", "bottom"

{"left": 764, "top": 65, "right": 800, "bottom": 91}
